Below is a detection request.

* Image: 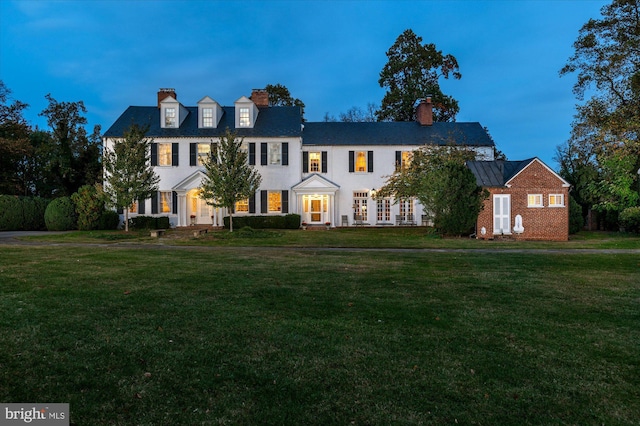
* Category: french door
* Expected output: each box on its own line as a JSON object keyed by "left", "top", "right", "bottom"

{"left": 493, "top": 194, "right": 511, "bottom": 234}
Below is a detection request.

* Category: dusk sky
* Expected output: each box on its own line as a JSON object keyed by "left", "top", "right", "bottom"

{"left": 1, "top": 0, "right": 608, "bottom": 166}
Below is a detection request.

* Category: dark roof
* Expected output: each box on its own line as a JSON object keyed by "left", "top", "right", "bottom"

{"left": 103, "top": 106, "right": 303, "bottom": 138}
{"left": 302, "top": 121, "right": 494, "bottom": 147}
{"left": 466, "top": 159, "right": 535, "bottom": 187}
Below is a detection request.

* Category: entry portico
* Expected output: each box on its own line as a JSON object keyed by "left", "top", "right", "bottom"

{"left": 292, "top": 174, "right": 340, "bottom": 226}
{"left": 172, "top": 170, "right": 223, "bottom": 227}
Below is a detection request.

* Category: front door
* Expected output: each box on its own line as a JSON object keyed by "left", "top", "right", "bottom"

{"left": 493, "top": 194, "right": 511, "bottom": 234}
{"left": 197, "top": 198, "right": 211, "bottom": 224}
{"left": 310, "top": 199, "right": 322, "bottom": 222}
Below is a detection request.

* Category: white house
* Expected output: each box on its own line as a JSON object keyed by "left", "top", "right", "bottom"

{"left": 103, "top": 88, "right": 495, "bottom": 228}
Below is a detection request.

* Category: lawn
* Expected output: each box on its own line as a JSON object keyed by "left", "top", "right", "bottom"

{"left": 0, "top": 236, "right": 639, "bottom": 424}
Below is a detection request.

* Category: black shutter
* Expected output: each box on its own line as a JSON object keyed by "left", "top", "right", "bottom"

{"left": 368, "top": 151, "right": 374, "bottom": 173}
{"left": 322, "top": 151, "right": 328, "bottom": 173}
{"left": 117, "top": 206, "right": 123, "bottom": 214}
{"left": 138, "top": 198, "right": 145, "bottom": 214}
{"left": 249, "top": 192, "right": 256, "bottom": 214}
{"left": 282, "top": 143, "right": 288, "bottom": 166}
{"left": 172, "top": 143, "right": 179, "bottom": 166}
{"left": 249, "top": 143, "right": 256, "bottom": 165}
{"left": 172, "top": 191, "right": 178, "bottom": 214}
{"left": 151, "top": 192, "right": 158, "bottom": 214}
{"left": 349, "top": 151, "right": 355, "bottom": 173}
{"left": 303, "top": 151, "right": 309, "bottom": 173}
{"left": 261, "top": 143, "right": 267, "bottom": 165}
{"left": 395, "top": 151, "right": 401, "bottom": 171}
{"left": 261, "top": 190, "right": 268, "bottom": 213}
{"left": 190, "top": 143, "right": 197, "bottom": 166}
{"left": 151, "top": 143, "right": 158, "bottom": 166}
{"left": 282, "top": 190, "right": 288, "bottom": 214}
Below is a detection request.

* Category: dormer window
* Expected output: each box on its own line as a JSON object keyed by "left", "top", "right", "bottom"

{"left": 165, "top": 108, "right": 176, "bottom": 128}
{"left": 239, "top": 107, "right": 250, "bottom": 127}
{"left": 202, "top": 108, "right": 213, "bottom": 127}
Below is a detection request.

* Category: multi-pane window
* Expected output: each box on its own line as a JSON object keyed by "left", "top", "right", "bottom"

{"left": 268, "top": 191, "right": 282, "bottom": 212}
{"left": 401, "top": 151, "right": 412, "bottom": 169}
{"left": 158, "top": 143, "right": 172, "bottom": 166}
{"left": 353, "top": 191, "right": 368, "bottom": 219}
{"left": 165, "top": 108, "right": 176, "bottom": 127}
{"left": 235, "top": 198, "right": 249, "bottom": 213}
{"left": 528, "top": 194, "right": 543, "bottom": 207}
{"left": 129, "top": 201, "right": 138, "bottom": 213}
{"left": 309, "top": 152, "right": 321, "bottom": 172}
{"left": 549, "top": 194, "right": 565, "bottom": 207}
{"left": 268, "top": 143, "right": 281, "bottom": 165}
{"left": 377, "top": 198, "right": 391, "bottom": 223}
{"left": 399, "top": 198, "right": 414, "bottom": 217}
{"left": 239, "top": 107, "right": 250, "bottom": 127}
{"left": 202, "top": 108, "right": 213, "bottom": 127}
{"left": 355, "top": 151, "right": 367, "bottom": 172}
{"left": 160, "top": 192, "right": 172, "bottom": 213}
{"left": 197, "top": 143, "right": 211, "bottom": 166}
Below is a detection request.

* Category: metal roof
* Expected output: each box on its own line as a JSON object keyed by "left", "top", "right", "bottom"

{"left": 466, "top": 159, "right": 535, "bottom": 187}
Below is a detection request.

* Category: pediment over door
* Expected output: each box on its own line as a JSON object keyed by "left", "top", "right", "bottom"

{"left": 292, "top": 173, "right": 340, "bottom": 194}
{"left": 173, "top": 170, "right": 207, "bottom": 192}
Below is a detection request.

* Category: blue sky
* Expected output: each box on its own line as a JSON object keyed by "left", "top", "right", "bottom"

{"left": 1, "top": 0, "right": 608, "bottom": 166}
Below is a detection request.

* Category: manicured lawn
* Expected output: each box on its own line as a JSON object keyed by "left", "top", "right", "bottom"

{"left": 0, "top": 242, "right": 638, "bottom": 424}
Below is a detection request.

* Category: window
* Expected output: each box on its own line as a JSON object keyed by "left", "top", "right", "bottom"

{"left": 129, "top": 201, "right": 137, "bottom": 213}
{"left": 309, "top": 152, "right": 321, "bottom": 172}
{"left": 268, "top": 191, "right": 281, "bottom": 212}
{"left": 355, "top": 151, "right": 367, "bottom": 172}
{"left": 377, "top": 198, "right": 391, "bottom": 223}
{"left": 528, "top": 194, "right": 543, "bottom": 207}
{"left": 239, "top": 107, "right": 250, "bottom": 127}
{"left": 268, "top": 143, "right": 281, "bottom": 165}
{"left": 353, "top": 191, "right": 368, "bottom": 220}
{"left": 399, "top": 198, "right": 414, "bottom": 218}
{"left": 549, "top": 194, "right": 565, "bottom": 207}
{"left": 349, "top": 150, "right": 372, "bottom": 173}
{"left": 235, "top": 198, "right": 249, "bottom": 213}
{"left": 165, "top": 108, "right": 176, "bottom": 127}
{"left": 202, "top": 108, "right": 213, "bottom": 127}
{"left": 197, "top": 143, "right": 211, "bottom": 166}
{"left": 160, "top": 192, "right": 172, "bottom": 213}
{"left": 396, "top": 151, "right": 412, "bottom": 170}
{"left": 159, "top": 143, "right": 172, "bottom": 166}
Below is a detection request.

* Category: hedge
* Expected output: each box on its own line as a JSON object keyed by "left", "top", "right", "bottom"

{"left": 223, "top": 214, "right": 301, "bottom": 230}
{"left": 619, "top": 207, "right": 640, "bottom": 233}
{"left": 0, "top": 195, "right": 49, "bottom": 231}
{"left": 129, "top": 215, "right": 171, "bottom": 230}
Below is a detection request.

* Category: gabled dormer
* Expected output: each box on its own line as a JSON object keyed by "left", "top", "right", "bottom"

{"left": 234, "top": 96, "right": 259, "bottom": 129}
{"left": 160, "top": 94, "right": 189, "bottom": 129}
{"left": 197, "top": 96, "right": 223, "bottom": 129}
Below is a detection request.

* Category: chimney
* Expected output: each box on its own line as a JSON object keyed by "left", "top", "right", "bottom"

{"left": 416, "top": 97, "right": 433, "bottom": 126}
{"left": 157, "top": 88, "right": 177, "bottom": 108}
{"left": 251, "top": 89, "right": 269, "bottom": 107}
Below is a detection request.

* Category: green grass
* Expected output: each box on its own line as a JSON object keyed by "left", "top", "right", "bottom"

{"left": 1, "top": 244, "right": 638, "bottom": 425}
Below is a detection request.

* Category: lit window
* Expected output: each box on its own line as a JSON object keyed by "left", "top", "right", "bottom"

{"left": 355, "top": 151, "right": 367, "bottom": 172}
{"left": 528, "top": 194, "right": 543, "bottom": 207}
{"left": 309, "top": 152, "right": 320, "bottom": 172}
{"left": 377, "top": 198, "right": 391, "bottom": 222}
{"left": 239, "top": 107, "right": 250, "bottom": 127}
{"left": 160, "top": 192, "right": 172, "bottom": 213}
{"left": 165, "top": 108, "right": 176, "bottom": 127}
{"left": 197, "top": 143, "right": 211, "bottom": 166}
{"left": 236, "top": 198, "right": 249, "bottom": 213}
{"left": 268, "top": 191, "right": 281, "bottom": 212}
{"left": 400, "top": 198, "right": 414, "bottom": 217}
{"left": 159, "top": 143, "right": 172, "bottom": 166}
{"left": 353, "top": 191, "right": 368, "bottom": 220}
{"left": 202, "top": 108, "right": 213, "bottom": 127}
{"left": 401, "top": 151, "right": 412, "bottom": 169}
{"left": 130, "top": 201, "right": 138, "bottom": 213}
{"left": 549, "top": 194, "right": 565, "bottom": 207}
{"left": 268, "top": 143, "right": 281, "bottom": 165}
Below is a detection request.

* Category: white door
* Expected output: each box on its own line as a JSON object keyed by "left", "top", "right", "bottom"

{"left": 197, "top": 198, "right": 212, "bottom": 224}
{"left": 493, "top": 194, "right": 511, "bottom": 234}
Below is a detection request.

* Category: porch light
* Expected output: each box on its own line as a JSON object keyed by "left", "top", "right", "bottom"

{"left": 370, "top": 188, "right": 377, "bottom": 198}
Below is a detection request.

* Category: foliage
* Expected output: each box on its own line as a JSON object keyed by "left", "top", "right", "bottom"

{"left": 103, "top": 123, "right": 159, "bottom": 231}
{"left": 0, "top": 81, "right": 32, "bottom": 196}
{"left": 569, "top": 195, "right": 584, "bottom": 234}
{"left": 619, "top": 206, "right": 640, "bottom": 233}
{"left": 222, "top": 214, "right": 300, "bottom": 230}
{"left": 44, "top": 196, "right": 77, "bottom": 231}
{"left": 71, "top": 184, "right": 108, "bottom": 231}
{"left": 98, "top": 210, "right": 120, "bottom": 231}
{"left": 337, "top": 103, "right": 378, "bottom": 122}
{"left": 378, "top": 147, "right": 487, "bottom": 236}
{"left": 587, "top": 152, "right": 639, "bottom": 212}
{"left": 0, "top": 195, "right": 49, "bottom": 231}
{"left": 263, "top": 83, "right": 305, "bottom": 117}
{"left": 38, "top": 94, "right": 102, "bottom": 196}
{"left": 377, "top": 29, "right": 461, "bottom": 122}
{"left": 128, "top": 215, "right": 170, "bottom": 230}
{"left": 199, "top": 128, "right": 262, "bottom": 232}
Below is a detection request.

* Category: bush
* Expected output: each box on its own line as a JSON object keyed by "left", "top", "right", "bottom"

{"left": 44, "top": 197, "right": 77, "bottom": 231}
{"left": 99, "top": 210, "right": 121, "bottom": 230}
{"left": 72, "top": 185, "right": 107, "bottom": 231}
{"left": 0, "top": 195, "right": 49, "bottom": 231}
{"left": 223, "top": 214, "right": 301, "bottom": 230}
{"left": 129, "top": 215, "right": 170, "bottom": 229}
{"left": 619, "top": 207, "right": 640, "bottom": 233}
{"left": 0, "top": 195, "right": 22, "bottom": 231}
{"left": 569, "top": 195, "right": 584, "bottom": 234}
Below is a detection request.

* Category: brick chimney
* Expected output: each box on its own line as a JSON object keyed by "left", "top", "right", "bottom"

{"left": 251, "top": 89, "right": 269, "bottom": 107}
{"left": 416, "top": 97, "right": 433, "bottom": 126}
{"left": 157, "top": 88, "right": 177, "bottom": 108}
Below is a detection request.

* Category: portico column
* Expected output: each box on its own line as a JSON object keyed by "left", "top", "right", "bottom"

{"left": 177, "top": 192, "right": 187, "bottom": 226}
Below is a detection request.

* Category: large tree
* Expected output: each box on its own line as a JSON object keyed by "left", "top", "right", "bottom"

{"left": 0, "top": 81, "right": 32, "bottom": 195}
{"left": 559, "top": 0, "right": 640, "bottom": 221}
{"left": 377, "top": 29, "right": 461, "bottom": 122}
{"left": 199, "top": 128, "right": 262, "bottom": 232}
{"left": 377, "top": 146, "right": 487, "bottom": 236}
{"left": 103, "top": 123, "right": 159, "bottom": 232}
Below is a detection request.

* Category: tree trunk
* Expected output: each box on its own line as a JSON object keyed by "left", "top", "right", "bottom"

{"left": 124, "top": 207, "right": 129, "bottom": 232}
{"left": 229, "top": 212, "right": 233, "bottom": 232}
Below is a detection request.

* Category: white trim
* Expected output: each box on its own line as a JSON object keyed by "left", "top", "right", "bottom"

{"left": 505, "top": 158, "right": 571, "bottom": 188}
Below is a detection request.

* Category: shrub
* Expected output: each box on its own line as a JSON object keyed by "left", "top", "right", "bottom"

{"left": 569, "top": 195, "right": 584, "bottom": 234}
{"left": 72, "top": 184, "right": 107, "bottom": 231}
{"left": 99, "top": 210, "right": 121, "bottom": 230}
{"left": 0, "top": 195, "right": 22, "bottom": 231}
{"left": 129, "top": 216, "right": 170, "bottom": 229}
{"left": 223, "top": 214, "right": 301, "bottom": 230}
{"left": 44, "top": 197, "right": 77, "bottom": 231}
{"left": 619, "top": 207, "right": 640, "bottom": 233}
{"left": 0, "top": 195, "right": 49, "bottom": 231}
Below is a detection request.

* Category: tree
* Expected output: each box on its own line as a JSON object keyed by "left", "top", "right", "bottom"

{"left": 0, "top": 81, "right": 32, "bottom": 195}
{"left": 377, "top": 146, "right": 487, "bottom": 236}
{"left": 39, "top": 94, "right": 102, "bottom": 196}
{"left": 377, "top": 29, "right": 461, "bottom": 122}
{"left": 263, "top": 83, "right": 305, "bottom": 117}
{"left": 103, "top": 123, "right": 159, "bottom": 232}
{"left": 339, "top": 103, "right": 378, "bottom": 122}
{"left": 559, "top": 0, "right": 640, "bottom": 220}
{"left": 199, "top": 128, "right": 262, "bottom": 232}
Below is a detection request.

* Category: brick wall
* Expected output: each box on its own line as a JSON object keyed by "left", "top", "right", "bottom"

{"left": 476, "top": 160, "right": 569, "bottom": 241}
